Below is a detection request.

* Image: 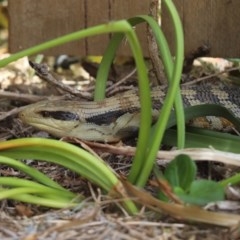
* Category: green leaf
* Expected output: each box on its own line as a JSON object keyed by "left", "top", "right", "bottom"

{"left": 129, "top": 1, "right": 185, "bottom": 187}
{"left": 164, "top": 128, "right": 240, "bottom": 153}
{"left": 0, "top": 138, "right": 138, "bottom": 213}
{"left": 164, "top": 154, "right": 196, "bottom": 191}
{"left": 177, "top": 179, "right": 225, "bottom": 205}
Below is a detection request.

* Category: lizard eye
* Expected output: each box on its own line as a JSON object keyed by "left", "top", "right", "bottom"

{"left": 39, "top": 111, "right": 79, "bottom": 121}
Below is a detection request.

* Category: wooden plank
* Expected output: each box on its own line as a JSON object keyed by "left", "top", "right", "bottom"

{"left": 86, "top": 0, "right": 110, "bottom": 55}
{"left": 9, "top": 0, "right": 240, "bottom": 57}
{"left": 8, "top": 0, "right": 152, "bottom": 56}
{"left": 162, "top": 0, "right": 240, "bottom": 58}
{"left": 182, "top": 0, "right": 210, "bottom": 55}
{"left": 9, "top": 0, "right": 86, "bottom": 55}
{"left": 110, "top": 0, "right": 151, "bottom": 56}
{"left": 209, "top": 0, "right": 240, "bottom": 57}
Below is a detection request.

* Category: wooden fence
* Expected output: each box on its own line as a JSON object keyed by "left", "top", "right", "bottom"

{"left": 8, "top": 0, "right": 240, "bottom": 57}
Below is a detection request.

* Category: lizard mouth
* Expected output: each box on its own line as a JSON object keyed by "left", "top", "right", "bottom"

{"left": 19, "top": 107, "right": 79, "bottom": 136}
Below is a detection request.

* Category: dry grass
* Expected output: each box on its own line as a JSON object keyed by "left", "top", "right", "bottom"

{"left": 0, "top": 193, "right": 233, "bottom": 240}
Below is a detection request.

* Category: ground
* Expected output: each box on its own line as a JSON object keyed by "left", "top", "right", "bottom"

{"left": 0, "top": 21, "right": 240, "bottom": 240}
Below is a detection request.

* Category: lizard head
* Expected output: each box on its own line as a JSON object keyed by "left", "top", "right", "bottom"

{"left": 19, "top": 100, "right": 81, "bottom": 138}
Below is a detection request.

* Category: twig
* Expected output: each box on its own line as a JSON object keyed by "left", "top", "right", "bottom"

{"left": 0, "top": 94, "right": 67, "bottom": 121}
{"left": 147, "top": 0, "right": 167, "bottom": 85}
{"left": 76, "top": 141, "right": 240, "bottom": 167}
{"left": 182, "top": 66, "right": 240, "bottom": 86}
{"left": 0, "top": 91, "right": 48, "bottom": 103}
{"left": 29, "top": 61, "right": 92, "bottom": 99}
{"left": 0, "top": 106, "right": 26, "bottom": 121}
{"left": 106, "top": 68, "right": 137, "bottom": 94}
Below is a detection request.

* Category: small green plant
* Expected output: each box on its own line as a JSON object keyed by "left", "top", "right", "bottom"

{"left": 0, "top": 138, "right": 138, "bottom": 213}
{"left": 158, "top": 154, "right": 224, "bottom": 205}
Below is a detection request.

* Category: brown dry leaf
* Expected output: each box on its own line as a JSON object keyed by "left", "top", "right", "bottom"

{"left": 122, "top": 179, "right": 240, "bottom": 227}
{"left": 150, "top": 178, "right": 182, "bottom": 204}
{"left": 15, "top": 204, "right": 34, "bottom": 217}
{"left": 22, "top": 234, "right": 38, "bottom": 240}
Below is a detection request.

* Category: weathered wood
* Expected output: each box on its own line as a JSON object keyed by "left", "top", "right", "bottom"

{"left": 162, "top": 0, "right": 240, "bottom": 57}
{"left": 110, "top": 1, "right": 150, "bottom": 55}
{"left": 85, "top": 0, "right": 109, "bottom": 55}
{"left": 8, "top": 0, "right": 151, "bottom": 56}
{"left": 8, "top": 0, "right": 240, "bottom": 57}
{"left": 8, "top": 0, "right": 86, "bottom": 55}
